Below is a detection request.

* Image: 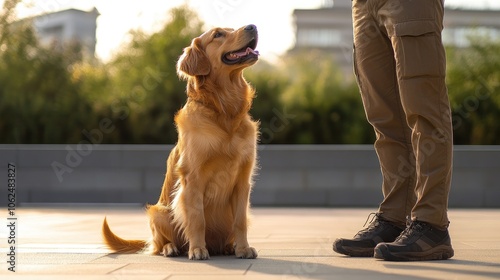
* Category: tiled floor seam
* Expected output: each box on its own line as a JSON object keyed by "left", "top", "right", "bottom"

{"left": 105, "top": 263, "right": 129, "bottom": 275}
{"left": 243, "top": 263, "right": 253, "bottom": 275}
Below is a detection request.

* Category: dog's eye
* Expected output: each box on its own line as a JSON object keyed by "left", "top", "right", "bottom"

{"left": 213, "top": 31, "right": 224, "bottom": 39}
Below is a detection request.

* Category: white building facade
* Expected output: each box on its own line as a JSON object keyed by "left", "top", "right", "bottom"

{"left": 31, "top": 8, "right": 99, "bottom": 59}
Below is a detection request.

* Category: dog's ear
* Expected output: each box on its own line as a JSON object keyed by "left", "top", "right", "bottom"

{"left": 177, "top": 38, "right": 211, "bottom": 80}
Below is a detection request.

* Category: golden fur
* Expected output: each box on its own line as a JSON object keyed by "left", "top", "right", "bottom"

{"left": 102, "top": 25, "right": 260, "bottom": 260}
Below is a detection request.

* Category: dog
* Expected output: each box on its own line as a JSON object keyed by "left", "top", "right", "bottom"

{"left": 102, "top": 24, "right": 260, "bottom": 260}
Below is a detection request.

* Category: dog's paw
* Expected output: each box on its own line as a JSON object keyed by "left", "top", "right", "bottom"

{"left": 162, "top": 243, "right": 179, "bottom": 257}
{"left": 189, "top": 247, "right": 210, "bottom": 260}
{"left": 223, "top": 243, "right": 235, "bottom": 255}
{"left": 235, "top": 247, "right": 258, "bottom": 259}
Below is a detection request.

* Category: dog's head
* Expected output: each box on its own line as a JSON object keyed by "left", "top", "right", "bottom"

{"left": 177, "top": 24, "right": 259, "bottom": 80}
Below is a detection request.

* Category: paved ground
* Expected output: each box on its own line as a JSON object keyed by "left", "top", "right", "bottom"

{"left": 0, "top": 206, "right": 499, "bottom": 279}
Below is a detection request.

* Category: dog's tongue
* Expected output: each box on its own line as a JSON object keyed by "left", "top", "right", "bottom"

{"left": 227, "top": 48, "right": 260, "bottom": 60}
{"left": 235, "top": 47, "right": 259, "bottom": 57}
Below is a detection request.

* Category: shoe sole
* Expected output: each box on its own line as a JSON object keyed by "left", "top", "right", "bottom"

{"left": 374, "top": 244, "right": 454, "bottom": 261}
{"left": 333, "top": 242, "right": 374, "bottom": 257}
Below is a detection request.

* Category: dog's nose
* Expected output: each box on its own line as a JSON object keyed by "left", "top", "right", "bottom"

{"left": 244, "top": 24, "right": 257, "bottom": 31}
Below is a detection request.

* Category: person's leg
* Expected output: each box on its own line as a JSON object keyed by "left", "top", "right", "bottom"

{"left": 373, "top": 0, "right": 453, "bottom": 261}
{"left": 352, "top": 0, "right": 416, "bottom": 225}
{"left": 333, "top": 0, "right": 412, "bottom": 257}
{"left": 381, "top": 0, "right": 453, "bottom": 230}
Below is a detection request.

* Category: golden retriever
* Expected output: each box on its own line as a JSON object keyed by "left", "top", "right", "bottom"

{"left": 102, "top": 24, "right": 260, "bottom": 260}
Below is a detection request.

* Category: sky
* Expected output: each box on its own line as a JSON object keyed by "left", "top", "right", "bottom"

{"left": 6, "top": 0, "right": 500, "bottom": 62}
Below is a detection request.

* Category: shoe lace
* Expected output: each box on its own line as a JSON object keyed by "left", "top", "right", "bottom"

{"left": 363, "top": 212, "right": 379, "bottom": 227}
{"left": 356, "top": 212, "right": 383, "bottom": 237}
{"left": 395, "top": 218, "right": 429, "bottom": 242}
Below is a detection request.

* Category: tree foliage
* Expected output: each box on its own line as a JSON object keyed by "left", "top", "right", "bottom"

{"left": 244, "top": 51, "right": 373, "bottom": 144}
{"left": 1, "top": 2, "right": 499, "bottom": 145}
{"left": 89, "top": 6, "right": 204, "bottom": 144}
{"left": 0, "top": 0, "right": 94, "bottom": 143}
{"left": 446, "top": 37, "right": 500, "bottom": 144}
{"left": 0, "top": 4, "right": 203, "bottom": 144}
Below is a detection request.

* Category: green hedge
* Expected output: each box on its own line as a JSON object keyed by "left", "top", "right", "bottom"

{"left": 1, "top": 3, "right": 499, "bottom": 144}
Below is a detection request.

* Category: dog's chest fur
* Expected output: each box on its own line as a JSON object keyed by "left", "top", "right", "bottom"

{"left": 175, "top": 103, "right": 257, "bottom": 203}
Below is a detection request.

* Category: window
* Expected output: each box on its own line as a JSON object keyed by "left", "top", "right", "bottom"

{"left": 443, "top": 27, "right": 500, "bottom": 47}
{"left": 297, "top": 28, "right": 343, "bottom": 47}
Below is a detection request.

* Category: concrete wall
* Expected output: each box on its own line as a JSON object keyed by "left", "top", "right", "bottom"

{"left": 1, "top": 145, "right": 499, "bottom": 207}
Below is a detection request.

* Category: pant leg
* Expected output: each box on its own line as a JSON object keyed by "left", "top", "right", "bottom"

{"left": 352, "top": 0, "right": 416, "bottom": 226}
{"left": 377, "top": 0, "right": 453, "bottom": 229}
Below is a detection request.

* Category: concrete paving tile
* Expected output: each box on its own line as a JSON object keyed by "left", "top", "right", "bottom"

{"left": 258, "top": 248, "right": 333, "bottom": 257}
{"left": 1, "top": 207, "right": 498, "bottom": 279}
{"left": 14, "top": 207, "right": 149, "bottom": 244}
{"left": 18, "top": 243, "right": 109, "bottom": 253}
{"left": 253, "top": 241, "right": 330, "bottom": 251}
{"left": 245, "top": 257, "right": 429, "bottom": 279}
{"left": 246, "top": 257, "right": 350, "bottom": 275}
{"left": 16, "top": 253, "right": 105, "bottom": 264}
{"left": 455, "top": 242, "right": 500, "bottom": 250}
{"left": 454, "top": 249, "right": 500, "bottom": 262}
{"left": 246, "top": 272, "right": 428, "bottom": 280}
{"left": 110, "top": 277, "right": 167, "bottom": 280}
{"left": 91, "top": 254, "right": 177, "bottom": 264}
{"left": 7, "top": 264, "right": 124, "bottom": 275}
{"left": 3, "top": 276, "right": 165, "bottom": 280}
{"left": 0, "top": 276, "right": 104, "bottom": 280}
{"left": 382, "top": 261, "right": 500, "bottom": 280}
{"left": 249, "top": 256, "right": 500, "bottom": 280}
{"left": 167, "top": 275, "right": 285, "bottom": 280}
{"left": 109, "top": 258, "right": 252, "bottom": 276}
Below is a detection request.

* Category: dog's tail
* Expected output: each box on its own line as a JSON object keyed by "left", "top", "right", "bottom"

{"left": 102, "top": 217, "right": 148, "bottom": 253}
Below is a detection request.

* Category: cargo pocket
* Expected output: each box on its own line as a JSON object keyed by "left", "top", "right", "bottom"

{"left": 393, "top": 20, "right": 445, "bottom": 79}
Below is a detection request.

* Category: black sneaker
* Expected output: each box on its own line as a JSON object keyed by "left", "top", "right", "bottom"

{"left": 333, "top": 213, "right": 404, "bottom": 257}
{"left": 374, "top": 220, "right": 454, "bottom": 261}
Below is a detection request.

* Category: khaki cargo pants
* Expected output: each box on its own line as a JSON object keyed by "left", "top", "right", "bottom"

{"left": 352, "top": 0, "right": 453, "bottom": 229}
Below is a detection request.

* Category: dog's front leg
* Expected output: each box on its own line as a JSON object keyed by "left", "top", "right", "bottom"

{"left": 181, "top": 184, "right": 210, "bottom": 260}
{"left": 232, "top": 162, "right": 258, "bottom": 259}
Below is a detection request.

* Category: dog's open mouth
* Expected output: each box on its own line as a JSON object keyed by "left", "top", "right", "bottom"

{"left": 222, "top": 39, "right": 259, "bottom": 65}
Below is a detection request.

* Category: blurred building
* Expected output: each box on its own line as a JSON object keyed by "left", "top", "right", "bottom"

{"left": 292, "top": 0, "right": 500, "bottom": 76}
{"left": 28, "top": 8, "right": 99, "bottom": 59}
